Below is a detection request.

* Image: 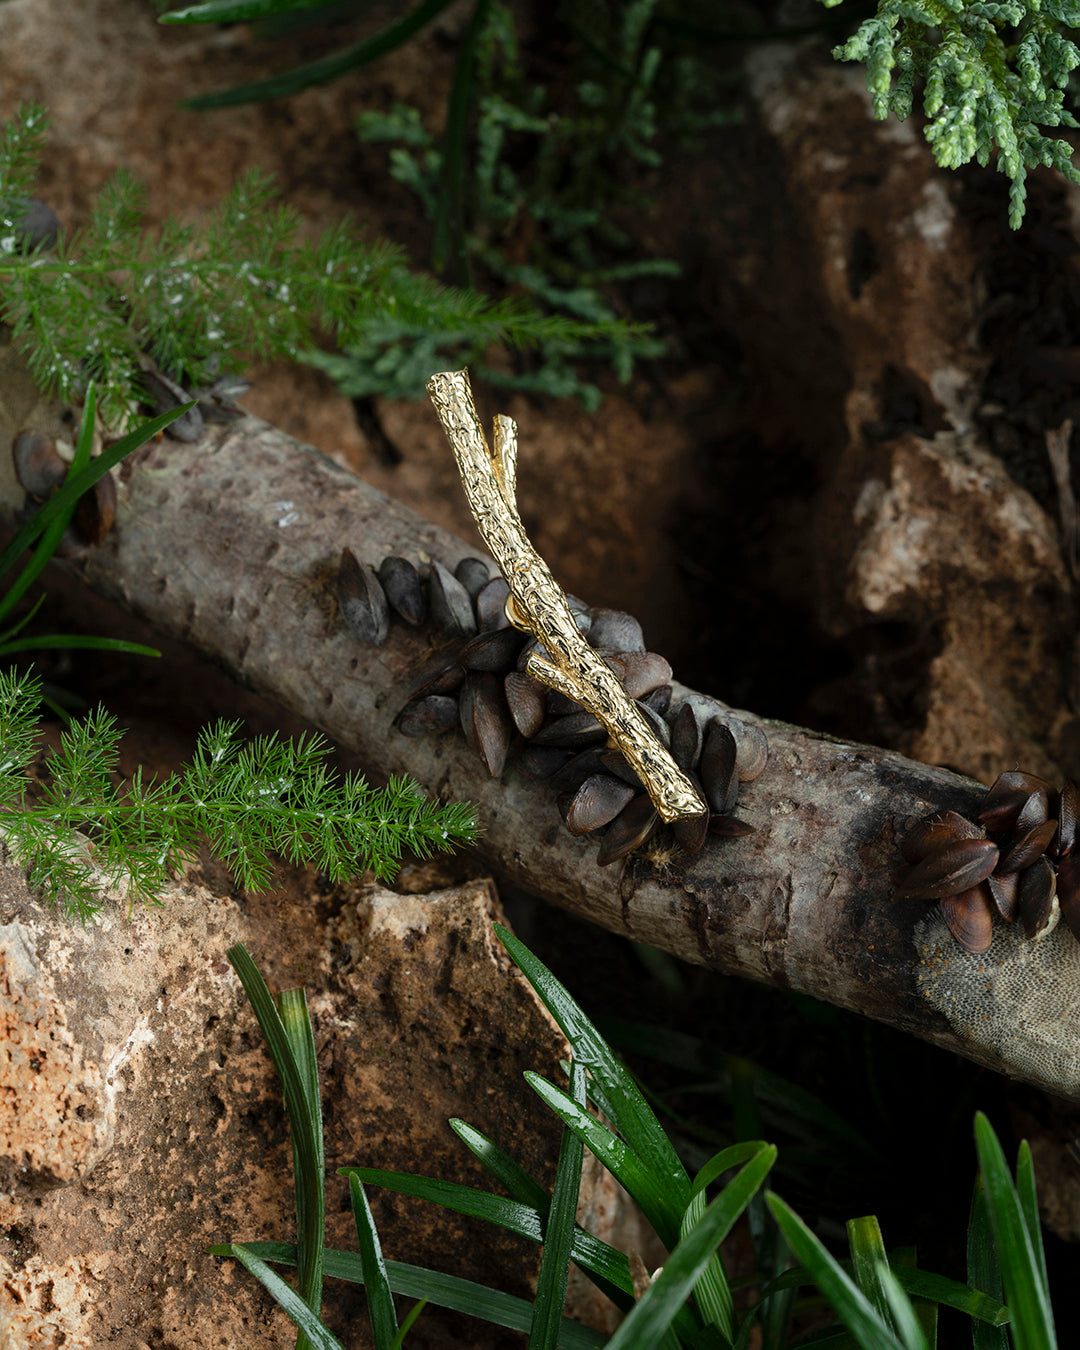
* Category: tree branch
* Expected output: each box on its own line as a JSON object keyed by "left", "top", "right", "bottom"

{"left": 1, "top": 372, "right": 1077, "bottom": 1100}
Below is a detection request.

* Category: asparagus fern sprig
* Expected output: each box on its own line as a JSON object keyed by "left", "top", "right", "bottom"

{"left": 0, "top": 668, "right": 477, "bottom": 923}
{"left": 0, "top": 102, "right": 633, "bottom": 425}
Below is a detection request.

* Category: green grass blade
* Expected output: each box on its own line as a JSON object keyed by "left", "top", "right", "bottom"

{"left": 0, "top": 634, "right": 161, "bottom": 655}
{"left": 754, "top": 1261, "right": 1008, "bottom": 1327}
{"left": 349, "top": 1174, "right": 398, "bottom": 1350}
{"left": 605, "top": 1145, "right": 777, "bottom": 1349}
{"left": 277, "top": 986, "right": 325, "bottom": 1350}
{"left": 342, "top": 1164, "right": 636, "bottom": 1302}
{"left": 390, "top": 1296, "right": 428, "bottom": 1349}
{"left": 0, "top": 398, "right": 194, "bottom": 583}
{"left": 342, "top": 1167, "right": 545, "bottom": 1238}
{"left": 525, "top": 1071, "right": 680, "bottom": 1248}
{"left": 597, "top": 1020, "right": 877, "bottom": 1161}
{"left": 878, "top": 1266, "right": 930, "bottom": 1350}
{"left": 206, "top": 1244, "right": 344, "bottom": 1349}
{"left": 449, "top": 1118, "right": 551, "bottom": 1210}
{"left": 163, "top": 0, "right": 345, "bottom": 21}
{"left": 0, "top": 383, "right": 94, "bottom": 626}
{"left": 432, "top": 0, "right": 487, "bottom": 282}
{"left": 450, "top": 1118, "right": 636, "bottom": 1311}
{"left": 174, "top": 0, "right": 456, "bottom": 106}
{"left": 968, "top": 1175, "right": 1009, "bottom": 1350}
{"left": 973, "top": 1113, "right": 1056, "bottom": 1350}
{"left": 847, "top": 1216, "right": 894, "bottom": 1329}
{"left": 1016, "top": 1142, "right": 1049, "bottom": 1295}
{"left": 227, "top": 947, "right": 325, "bottom": 1344}
{"left": 693, "top": 1142, "right": 774, "bottom": 1198}
{"left": 496, "top": 928, "right": 690, "bottom": 1221}
{"left": 530, "top": 1058, "right": 587, "bottom": 1350}
{"left": 765, "top": 1193, "right": 907, "bottom": 1350}
{"left": 679, "top": 1187, "right": 733, "bottom": 1341}
{"left": 244, "top": 1241, "right": 607, "bottom": 1348}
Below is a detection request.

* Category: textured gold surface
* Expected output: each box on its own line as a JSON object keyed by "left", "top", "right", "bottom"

{"left": 427, "top": 368, "right": 706, "bottom": 824}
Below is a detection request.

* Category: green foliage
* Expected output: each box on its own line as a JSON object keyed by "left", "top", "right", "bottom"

{"left": 0, "top": 103, "right": 628, "bottom": 426}
{"left": 821, "top": 0, "right": 1080, "bottom": 226}
{"left": 211, "top": 933, "right": 1041, "bottom": 1348}
{"left": 340, "top": 0, "right": 704, "bottom": 408}
{"left": 0, "top": 668, "right": 476, "bottom": 923}
{"left": 0, "top": 388, "right": 190, "bottom": 660}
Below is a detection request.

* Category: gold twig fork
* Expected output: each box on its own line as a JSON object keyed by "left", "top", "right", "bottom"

{"left": 427, "top": 368, "right": 706, "bottom": 824}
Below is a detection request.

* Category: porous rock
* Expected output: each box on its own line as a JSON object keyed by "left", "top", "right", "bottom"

{"left": 0, "top": 863, "right": 591, "bottom": 1347}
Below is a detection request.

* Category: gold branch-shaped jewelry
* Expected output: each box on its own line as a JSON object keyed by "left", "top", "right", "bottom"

{"left": 427, "top": 368, "right": 706, "bottom": 825}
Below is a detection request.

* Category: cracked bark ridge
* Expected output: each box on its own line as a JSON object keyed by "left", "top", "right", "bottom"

{"left": 2, "top": 386, "right": 1079, "bottom": 1099}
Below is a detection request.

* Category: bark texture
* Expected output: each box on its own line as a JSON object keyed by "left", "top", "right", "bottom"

{"left": 2, "top": 366, "right": 1076, "bottom": 1101}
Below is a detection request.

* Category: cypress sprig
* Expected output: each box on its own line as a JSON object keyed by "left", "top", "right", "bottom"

{"left": 822, "top": 0, "right": 1080, "bottom": 225}
{"left": 0, "top": 669, "right": 477, "bottom": 924}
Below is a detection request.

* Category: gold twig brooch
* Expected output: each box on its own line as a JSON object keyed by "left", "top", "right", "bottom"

{"left": 427, "top": 368, "right": 707, "bottom": 825}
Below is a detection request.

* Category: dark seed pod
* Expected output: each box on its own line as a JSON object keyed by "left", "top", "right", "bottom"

{"left": 532, "top": 710, "right": 606, "bottom": 749}
{"left": 1053, "top": 779, "right": 1079, "bottom": 858}
{"left": 669, "top": 701, "right": 702, "bottom": 773}
{"left": 72, "top": 470, "right": 117, "bottom": 545}
{"left": 7, "top": 197, "right": 60, "bottom": 252}
{"left": 504, "top": 671, "right": 547, "bottom": 739}
{"left": 12, "top": 430, "right": 67, "bottom": 499}
{"left": 599, "top": 749, "right": 644, "bottom": 788}
{"left": 940, "top": 887, "right": 994, "bottom": 954}
{"left": 700, "top": 719, "right": 739, "bottom": 816}
{"left": 407, "top": 656, "right": 465, "bottom": 700}
{"left": 642, "top": 685, "right": 672, "bottom": 716}
{"left": 707, "top": 814, "right": 756, "bottom": 837}
{"left": 635, "top": 699, "right": 671, "bottom": 748}
{"left": 995, "top": 819, "right": 1058, "bottom": 876}
{"left": 141, "top": 366, "right": 205, "bottom": 442}
{"left": 459, "top": 672, "right": 511, "bottom": 778}
{"left": 1056, "top": 851, "right": 1080, "bottom": 941}
{"left": 337, "top": 547, "right": 390, "bottom": 645}
{"left": 597, "top": 793, "right": 660, "bottom": 866}
{"left": 515, "top": 745, "right": 574, "bottom": 778}
{"left": 1018, "top": 857, "right": 1058, "bottom": 939}
{"left": 900, "top": 811, "right": 982, "bottom": 866}
{"left": 1014, "top": 789, "right": 1050, "bottom": 834}
{"left": 517, "top": 637, "right": 550, "bottom": 673}
{"left": 547, "top": 688, "right": 585, "bottom": 717}
{"left": 672, "top": 773, "right": 709, "bottom": 854}
{"left": 986, "top": 870, "right": 1019, "bottom": 922}
{"left": 378, "top": 556, "right": 426, "bottom": 626}
{"left": 601, "top": 651, "right": 673, "bottom": 700}
{"left": 979, "top": 771, "right": 1053, "bottom": 834}
{"left": 460, "top": 627, "right": 525, "bottom": 672}
{"left": 397, "top": 695, "right": 459, "bottom": 737}
{"left": 476, "top": 577, "right": 511, "bottom": 631}
{"left": 733, "top": 721, "right": 769, "bottom": 783}
{"left": 587, "top": 609, "right": 645, "bottom": 654}
{"left": 455, "top": 556, "right": 490, "bottom": 599}
{"left": 895, "top": 838, "right": 999, "bottom": 900}
{"left": 565, "top": 774, "right": 637, "bottom": 836}
{"left": 429, "top": 561, "right": 477, "bottom": 638}
{"left": 550, "top": 748, "right": 609, "bottom": 794}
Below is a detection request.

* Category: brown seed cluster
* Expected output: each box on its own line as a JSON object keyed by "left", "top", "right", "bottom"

{"left": 338, "top": 550, "right": 767, "bottom": 866}
{"left": 898, "top": 772, "right": 1080, "bottom": 953}
{"left": 11, "top": 430, "right": 116, "bottom": 546}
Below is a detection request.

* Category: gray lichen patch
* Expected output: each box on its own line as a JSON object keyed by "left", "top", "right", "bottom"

{"left": 915, "top": 910, "right": 1080, "bottom": 1097}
